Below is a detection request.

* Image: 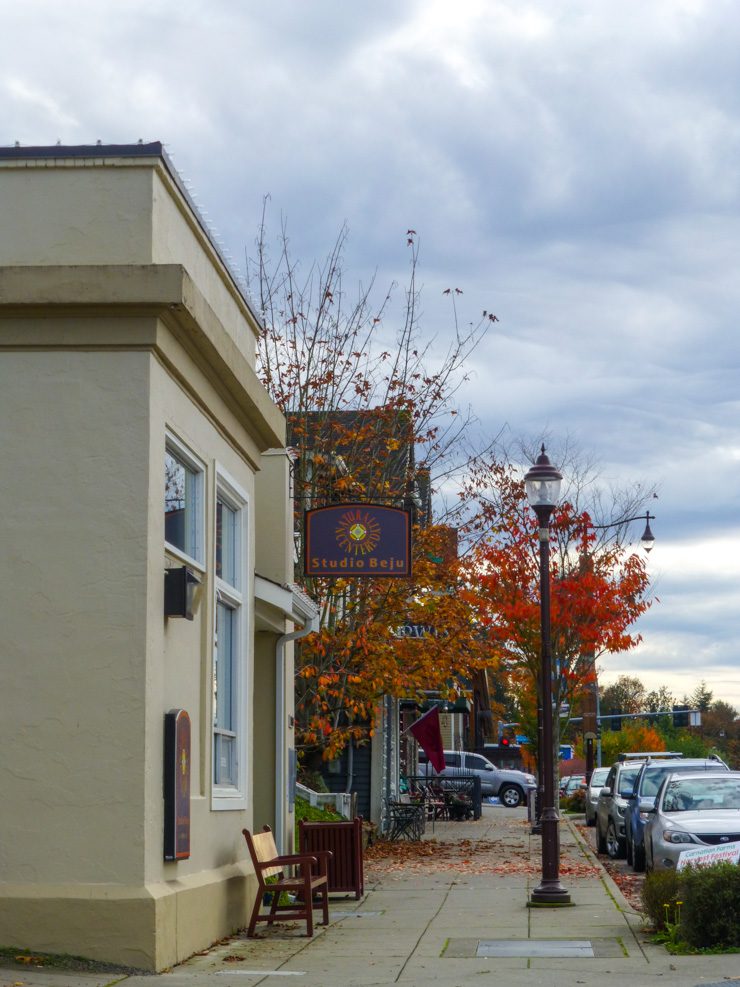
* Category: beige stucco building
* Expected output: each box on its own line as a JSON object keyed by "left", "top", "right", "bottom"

{"left": 0, "top": 143, "right": 317, "bottom": 971}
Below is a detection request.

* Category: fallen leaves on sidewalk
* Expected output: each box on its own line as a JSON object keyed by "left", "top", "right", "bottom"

{"left": 365, "top": 837, "right": 599, "bottom": 877}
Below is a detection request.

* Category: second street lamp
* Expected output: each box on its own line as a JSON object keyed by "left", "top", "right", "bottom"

{"left": 524, "top": 446, "right": 572, "bottom": 907}
{"left": 584, "top": 510, "right": 656, "bottom": 776}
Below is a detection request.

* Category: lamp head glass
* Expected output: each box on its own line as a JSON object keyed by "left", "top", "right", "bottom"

{"left": 524, "top": 445, "right": 563, "bottom": 510}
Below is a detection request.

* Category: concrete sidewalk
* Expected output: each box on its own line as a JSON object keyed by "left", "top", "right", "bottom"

{"left": 2, "top": 806, "right": 737, "bottom": 987}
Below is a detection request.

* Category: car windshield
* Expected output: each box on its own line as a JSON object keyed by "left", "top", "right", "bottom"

{"left": 662, "top": 777, "right": 740, "bottom": 813}
{"left": 590, "top": 768, "right": 609, "bottom": 787}
{"left": 642, "top": 762, "right": 714, "bottom": 797}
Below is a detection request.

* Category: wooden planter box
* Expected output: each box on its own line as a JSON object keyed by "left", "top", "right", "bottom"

{"left": 298, "top": 816, "right": 364, "bottom": 899}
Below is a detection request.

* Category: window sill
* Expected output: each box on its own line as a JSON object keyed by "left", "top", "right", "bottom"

{"left": 212, "top": 789, "right": 247, "bottom": 812}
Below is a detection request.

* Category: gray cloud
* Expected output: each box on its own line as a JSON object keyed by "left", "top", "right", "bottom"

{"left": 4, "top": 0, "right": 740, "bottom": 707}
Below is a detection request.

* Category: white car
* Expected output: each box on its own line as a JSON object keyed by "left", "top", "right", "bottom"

{"left": 644, "top": 771, "right": 740, "bottom": 872}
{"left": 584, "top": 767, "right": 610, "bottom": 826}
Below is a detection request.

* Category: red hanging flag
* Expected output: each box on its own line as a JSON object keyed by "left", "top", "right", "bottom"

{"left": 409, "top": 706, "right": 445, "bottom": 773}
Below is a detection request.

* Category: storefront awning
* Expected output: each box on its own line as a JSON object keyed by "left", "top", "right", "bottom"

{"left": 254, "top": 575, "right": 319, "bottom": 634}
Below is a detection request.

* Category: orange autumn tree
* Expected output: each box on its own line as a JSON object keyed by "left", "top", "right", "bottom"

{"left": 249, "top": 211, "right": 497, "bottom": 756}
{"left": 593, "top": 721, "right": 666, "bottom": 767}
{"left": 465, "top": 461, "right": 652, "bottom": 755}
{"left": 298, "top": 525, "right": 488, "bottom": 757}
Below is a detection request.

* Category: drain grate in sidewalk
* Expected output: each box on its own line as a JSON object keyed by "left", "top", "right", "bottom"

{"left": 479, "top": 939, "right": 593, "bottom": 957}
{"left": 445, "top": 938, "right": 625, "bottom": 959}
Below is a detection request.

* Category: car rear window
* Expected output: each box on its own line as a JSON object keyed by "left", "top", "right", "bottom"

{"left": 618, "top": 765, "right": 641, "bottom": 796}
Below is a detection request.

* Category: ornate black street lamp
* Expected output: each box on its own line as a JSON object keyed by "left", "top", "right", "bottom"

{"left": 524, "top": 446, "right": 571, "bottom": 906}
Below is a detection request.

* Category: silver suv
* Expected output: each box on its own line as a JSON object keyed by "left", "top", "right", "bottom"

{"left": 596, "top": 759, "right": 650, "bottom": 858}
{"left": 596, "top": 752, "right": 683, "bottom": 859}
{"left": 419, "top": 749, "right": 536, "bottom": 807}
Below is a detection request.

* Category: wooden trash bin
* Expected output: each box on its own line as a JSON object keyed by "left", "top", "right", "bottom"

{"left": 298, "top": 816, "right": 364, "bottom": 899}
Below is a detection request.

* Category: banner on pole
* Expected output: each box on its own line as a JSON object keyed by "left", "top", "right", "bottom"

{"left": 409, "top": 706, "right": 445, "bottom": 773}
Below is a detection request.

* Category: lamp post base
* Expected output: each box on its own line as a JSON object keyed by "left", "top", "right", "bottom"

{"left": 529, "top": 882, "right": 572, "bottom": 907}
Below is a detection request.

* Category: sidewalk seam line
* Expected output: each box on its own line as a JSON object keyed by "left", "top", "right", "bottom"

{"left": 393, "top": 878, "right": 454, "bottom": 983}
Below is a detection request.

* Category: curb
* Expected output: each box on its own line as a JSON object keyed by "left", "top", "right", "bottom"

{"left": 564, "top": 815, "right": 642, "bottom": 918}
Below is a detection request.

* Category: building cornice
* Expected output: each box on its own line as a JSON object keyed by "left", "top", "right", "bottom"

{"left": 0, "top": 263, "right": 284, "bottom": 451}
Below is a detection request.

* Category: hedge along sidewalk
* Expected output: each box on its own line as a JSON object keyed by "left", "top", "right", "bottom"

{"left": 642, "top": 861, "right": 740, "bottom": 951}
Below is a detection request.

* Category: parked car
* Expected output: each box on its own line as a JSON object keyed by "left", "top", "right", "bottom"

{"left": 595, "top": 751, "right": 685, "bottom": 859}
{"left": 625, "top": 754, "right": 729, "bottom": 872}
{"left": 419, "top": 749, "right": 536, "bottom": 807}
{"left": 584, "top": 767, "right": 610, "bottom": 826}
{"left": 596, "top": 759, "right": 648, "bottom": 858}
{"left": 644, "top": 771, "right": 740, "bottom": 872}
{"left": 617, "top": 751, "right": 683, "bottom": 763}
{"left": 560, "top": 775, "right": 587, "bottom": 797}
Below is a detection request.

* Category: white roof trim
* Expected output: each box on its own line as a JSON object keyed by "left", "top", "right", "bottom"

{"left": 254, "top": 575, "right": 320, "bottom": 629}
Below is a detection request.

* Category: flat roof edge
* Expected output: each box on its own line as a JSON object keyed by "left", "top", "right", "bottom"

{"left": 0, "top": 142, "right": 164, "bottom": 160}
{"left": 0, "top": 142, "right": 262, "bottom": 330}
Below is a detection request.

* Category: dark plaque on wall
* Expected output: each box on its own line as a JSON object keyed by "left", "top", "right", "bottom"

{"left": 164, "top": 708, "right": 191, "bottom": 861}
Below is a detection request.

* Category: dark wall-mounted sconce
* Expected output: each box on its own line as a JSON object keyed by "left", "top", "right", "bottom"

{"left": 164, "top": 566, "right": 203, "bottom": 620}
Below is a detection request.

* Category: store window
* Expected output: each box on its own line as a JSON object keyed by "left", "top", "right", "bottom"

{"left": 165, "top": 435, "right": 204, "bottom": 564}
{"left": 212, "top": 472, "right": 248, "bottom": 807}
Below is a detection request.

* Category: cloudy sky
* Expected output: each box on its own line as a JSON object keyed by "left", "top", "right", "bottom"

{"left": 5, "top": 0, "right": 740, "bottom": 710}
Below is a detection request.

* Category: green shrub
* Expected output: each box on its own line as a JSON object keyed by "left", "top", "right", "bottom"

{"left": 294, "top": 795, "right": 343, "bottom": 850}
{"left": 294, "top": 795, "right": 343, "bottom": 824}
{"left": 641, "top": 869, "right": 681, "bottom": 931}
{"left": 679, "top": 863, "right": 740, "bottom": 949}
{"left": 643, "top": 863, "right": 740, "bottom": 950}
{"left": 561, "top": 788, "right": 586, "bottom": 813}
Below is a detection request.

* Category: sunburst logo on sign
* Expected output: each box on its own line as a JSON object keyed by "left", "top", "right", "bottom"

{"left": 336, "top": 509, "right": 382, "bottom": 556}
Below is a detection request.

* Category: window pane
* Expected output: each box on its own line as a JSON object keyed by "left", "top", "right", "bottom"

{"left": 214, "top": 602, "right": 235, "bottom": 731}
{"left": 213, "top": 601, "right": 237, "bottom": 787}
{"left": 214, "top": 734, "right": 236, "bottom": 788}
{"left": 216, "top": 499, "right": 237, "bottom": 586}
{"left": 165, "top": 450, "right": 197, "bottom": 556}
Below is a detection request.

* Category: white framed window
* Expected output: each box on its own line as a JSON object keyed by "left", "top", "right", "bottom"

{"left": 212, "top": 468, "right": 249, "bottom": 809}
{"left": 165, "top": 433, "right": 205, "bottom": 567}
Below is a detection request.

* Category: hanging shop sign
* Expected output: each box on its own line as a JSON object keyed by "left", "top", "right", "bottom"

{"left": 164, "top": 708, "right": 191, "bottom": 861}
{"left": 304, "top": 504, "right": 412, "bottom": 577}
{"left": 393, "top": 624, "right": 435, "bottom": 639}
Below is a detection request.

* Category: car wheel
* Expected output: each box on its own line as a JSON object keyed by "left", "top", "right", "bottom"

{"left": 596, "top": 822, "right": 607, "bottom": 854}
{"left": 633, "top": 842, "right": 646, "bottom": 873}
{"left": 498, "top": 784, "right": 523, "bottom": 808}
{"left": 606, "top": 821, "right": 624, "bottom": 859}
